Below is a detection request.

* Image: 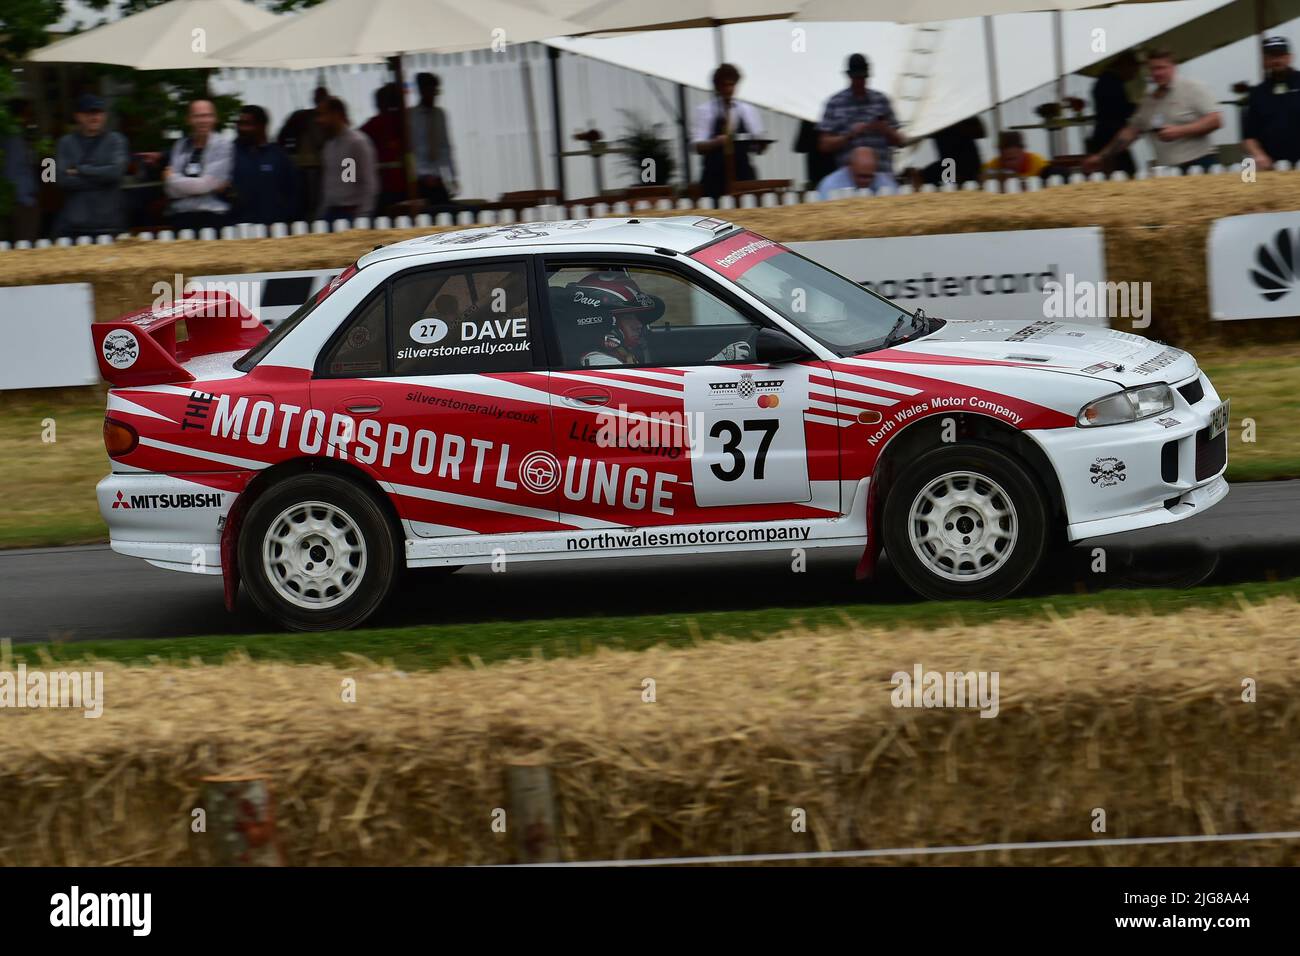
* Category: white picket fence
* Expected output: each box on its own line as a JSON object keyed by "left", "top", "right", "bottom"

{"left": 1, "top": 161, "right": 1285, "bottom": 252}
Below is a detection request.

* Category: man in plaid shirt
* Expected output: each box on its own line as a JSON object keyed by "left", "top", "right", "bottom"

{"left": 818, "top": 53, "right": 904, "bottom": 174}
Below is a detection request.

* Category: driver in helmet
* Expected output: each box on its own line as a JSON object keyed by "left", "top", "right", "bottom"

{"left": 571, "top": 271, "right": 659, "bottom": 367}
{"left": 569, "top": 270, "right": 753, "bottom": 367}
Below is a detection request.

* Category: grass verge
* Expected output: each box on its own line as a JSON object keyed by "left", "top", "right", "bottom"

{"left": 12, "top": 577, "right": 1299, "bottom": 671}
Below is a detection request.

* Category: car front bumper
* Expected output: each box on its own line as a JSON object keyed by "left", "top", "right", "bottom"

{"left": 1028, "top": 371, "right": 1229, "bottom": 542}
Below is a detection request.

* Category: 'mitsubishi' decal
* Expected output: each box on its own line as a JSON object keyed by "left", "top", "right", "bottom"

{"left": 110, "top": 489, "right": 224, "bottom": 509}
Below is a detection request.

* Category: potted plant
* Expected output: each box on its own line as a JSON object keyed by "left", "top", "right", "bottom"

{"left": 615, "top": 110, "right": 676, "bottom": 187}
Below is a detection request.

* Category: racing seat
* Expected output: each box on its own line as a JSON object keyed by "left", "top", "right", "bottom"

{"left": 549, "top": 285, "right": 608, "bottom": 367}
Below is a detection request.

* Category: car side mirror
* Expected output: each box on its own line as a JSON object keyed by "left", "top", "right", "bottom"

{"left": 755, "top": 327, "right": 814, "bottom": 364}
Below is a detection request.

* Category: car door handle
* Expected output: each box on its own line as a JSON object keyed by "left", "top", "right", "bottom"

{"left": 562, "top": 386, "right": 612, "bottom": 407}
{"left": 339, "top": 398, "right": 383, "bottom": 415}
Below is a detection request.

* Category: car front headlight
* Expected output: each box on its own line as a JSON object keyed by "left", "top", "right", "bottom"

{"left": 1077, "top": 383, "right": 1174, "bottom": 427}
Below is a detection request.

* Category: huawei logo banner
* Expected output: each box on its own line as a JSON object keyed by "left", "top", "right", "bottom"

{"left": 1250, "top": 227, "right": 1300, "bottom": 302}
{"left": 1210, "top": 211, "right": 1300, "bottom": 321}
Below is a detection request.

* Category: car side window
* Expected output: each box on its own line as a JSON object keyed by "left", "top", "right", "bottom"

{"left": 545, "top": 262, "right": 763, "bottom": 369}
{"left": 322, "top": 291, "right": 387, "bottom": 376}
{"left": 391, "top": 262, "right": 533, "bottom": 376}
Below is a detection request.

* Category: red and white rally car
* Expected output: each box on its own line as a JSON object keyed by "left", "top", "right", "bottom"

{"left": 92, "top": 217, "right": 1229, "bottom": 630}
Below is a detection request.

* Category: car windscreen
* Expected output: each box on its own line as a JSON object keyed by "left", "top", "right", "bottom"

{"left": 690, "top": 231, "right": 930, "bottom": 355}
{"left": 233, "top": 263, "right": 359, "bottom": 372}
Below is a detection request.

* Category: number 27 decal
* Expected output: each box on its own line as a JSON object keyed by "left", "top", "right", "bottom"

{"left": 710, "top": 418, "right": 779, "bottom": 481}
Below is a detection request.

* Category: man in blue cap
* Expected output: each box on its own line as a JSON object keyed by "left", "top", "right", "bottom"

{"left": 54, "top": 93, "right": 128, "bottom": 239}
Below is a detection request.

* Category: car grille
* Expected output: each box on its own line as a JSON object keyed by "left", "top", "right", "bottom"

{"left": 1195, "top": 427, "right": 1226, "bottom": 480}
{"left": 1178, "top": 377, "right": 1204, "bottom": 406}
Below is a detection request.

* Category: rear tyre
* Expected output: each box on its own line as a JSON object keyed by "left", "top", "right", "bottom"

{"left": 239, "top": 474, "right": 398, "bottom": 631}
{"left": 881, "top": 444, "right": 1048, "bottom": 601}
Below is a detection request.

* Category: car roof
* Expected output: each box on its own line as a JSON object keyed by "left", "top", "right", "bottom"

{"left": 357, "top": 216, "right": 741, "bottom": 268}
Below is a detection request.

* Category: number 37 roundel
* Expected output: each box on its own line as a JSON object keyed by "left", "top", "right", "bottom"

{"left": 685, "top": 365, "right": 814, "bottom": 507}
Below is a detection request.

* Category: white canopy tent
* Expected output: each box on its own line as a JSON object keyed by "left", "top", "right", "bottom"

{"left": 28, "top": 0, "right": 377, "bottom": 71}
{"left": 551, "top": 0, "right": 1238, "bottom": 135}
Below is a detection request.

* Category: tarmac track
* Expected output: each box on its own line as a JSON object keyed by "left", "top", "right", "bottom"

{"left": 1, "top": 480, "right": 1296, "bottom": 643}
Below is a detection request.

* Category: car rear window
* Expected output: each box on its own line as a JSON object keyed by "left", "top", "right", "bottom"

{"left": 234, "top": 263, "right": 359, "bottom": 372}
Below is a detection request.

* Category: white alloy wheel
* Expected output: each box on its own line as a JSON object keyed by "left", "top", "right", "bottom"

{"left": 262, "top": 500, "right": 368, "bottom": 609}
{"left": 907, "top": 470, "right": 1019, "bottom": 583}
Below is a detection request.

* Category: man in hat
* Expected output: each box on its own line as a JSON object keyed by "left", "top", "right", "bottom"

{"left": 54, "top": 93, "right": 129, "bottom": 239}
{"left": 817, "top": 53, "right": 903, "bottom": 176}
{"left": 1243, "top": 36, "right": 1300, "bottom": 170}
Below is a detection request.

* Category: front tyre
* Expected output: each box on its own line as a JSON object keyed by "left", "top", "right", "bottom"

{"left": 882, "top": 444, "right": 1048, "bottom": 601}
{"left": 239, "top": 474, "right": 398, "bottom": 631}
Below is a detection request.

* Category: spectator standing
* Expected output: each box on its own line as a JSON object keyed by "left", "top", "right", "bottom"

{"left": 1084, "top": 50, "right": 1221, "bottom": 173}
{"left": 163, "top": 99, "right": 233, "bottom": 233}
{"left": 1243, "top": 36, "right": 1300, "bottom": 170}
{"left": 1087, "top": 50, "right": 1140, "bottom": 176}
{"left": 793, "top": 119, "right": 837, "bottom": 191}
{"left": 693, "top": 63, "right": 767, "bottom": 200}
{"left": 360, "top": 83, "right": 407, "bottom": 214}
{"left": 922, "top": 116, "right": 985, "bottom": 186}
{"left": 316, "top": 96, "right": 377, "bottom": 224}
{"left": 818, "top": 53, "right": 903, "bottom": 175}
{"left": 232, "top": 105, "right": 298, "bottom": 225}
{"left": 278, "top": 85, "right": 329, "bottom": 220}
{"left": 54, "top": 94, "right": 129, "bottom": 239}
{"left": 2, "top": 98, "right": 39, "bottom": 242}
{"left": 983, "top": 131, "right": 1050, "bottom": 179}
{"left": 816, "top": 146, "right": 896, "bottom": 198}
{"left": 409, "top": 73, "right": 457, "bottom": 208}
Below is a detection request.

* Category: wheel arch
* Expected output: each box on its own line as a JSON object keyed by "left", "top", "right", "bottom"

{"left": 219, "top": 456, "right": 406, "bottom": 610}
{"left": 864, "top": 412, "right": 1068, "bottom": 571}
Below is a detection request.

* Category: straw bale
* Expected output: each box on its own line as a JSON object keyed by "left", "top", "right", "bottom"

{"left": 0, "top": 599, "right": 1297, "bottom": 865}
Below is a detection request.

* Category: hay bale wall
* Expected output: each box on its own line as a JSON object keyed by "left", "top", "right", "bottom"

{"left": 1, "top": 599, "right": 1297, "bottom": 866}
{"left": 1, "top": 175, "right": 1298, "bottom": 346}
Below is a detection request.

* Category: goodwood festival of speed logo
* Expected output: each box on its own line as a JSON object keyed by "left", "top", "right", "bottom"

{"left": 1250, "top": 227, "right": 1300, "bottom": 302}
{"left": 518, "top": 450, "right": 562, "bottom": 494}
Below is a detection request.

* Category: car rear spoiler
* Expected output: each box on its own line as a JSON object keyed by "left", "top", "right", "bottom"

{"left": 91, "top": 291, "right": 268, "bottom": 387}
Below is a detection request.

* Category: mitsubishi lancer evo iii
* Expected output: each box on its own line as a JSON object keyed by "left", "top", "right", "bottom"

{"left": 93, "top": 217, "right": 1229, "bottom": 630}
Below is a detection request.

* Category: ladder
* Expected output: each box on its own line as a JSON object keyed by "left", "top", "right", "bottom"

{"left": 891, "top": 22, "right": 946, "bottom": 167}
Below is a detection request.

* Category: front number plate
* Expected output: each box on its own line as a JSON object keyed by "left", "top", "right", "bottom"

{"left": 1207, "top": 399, "right": 1229, "bottom": 440}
